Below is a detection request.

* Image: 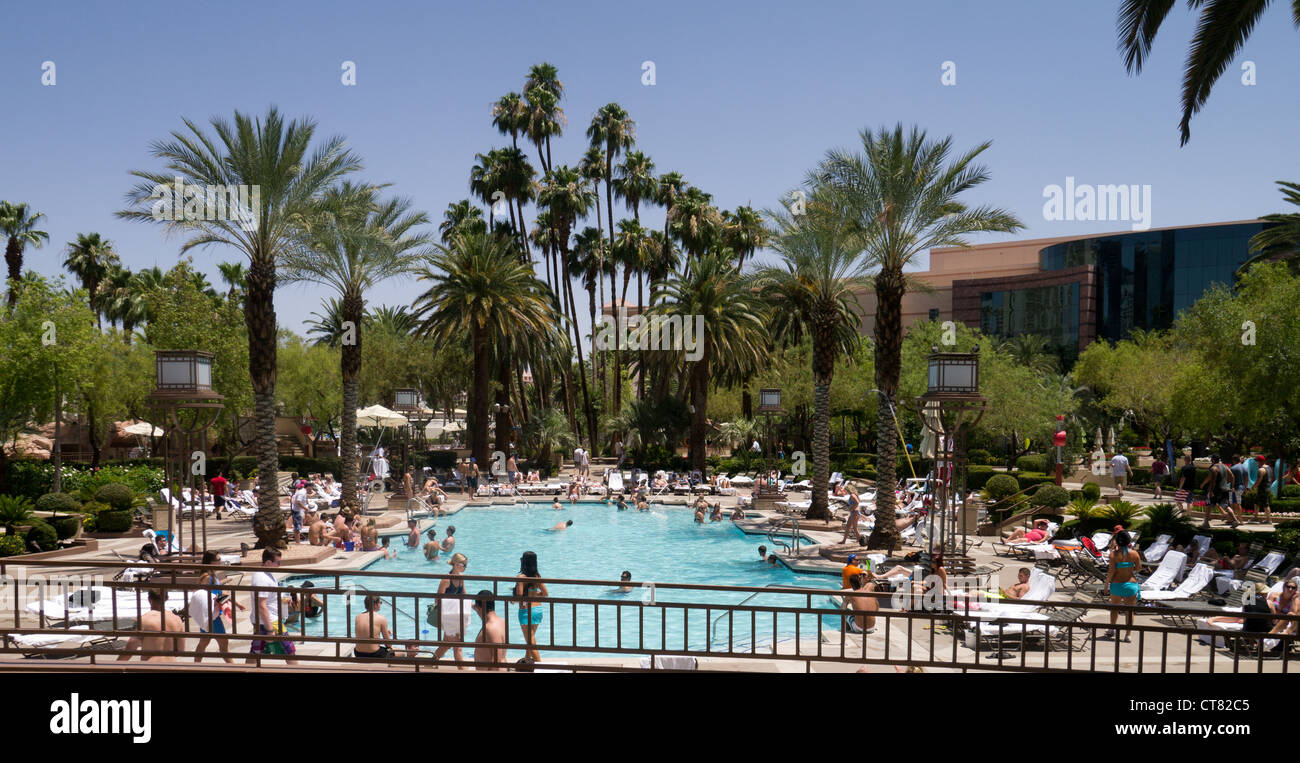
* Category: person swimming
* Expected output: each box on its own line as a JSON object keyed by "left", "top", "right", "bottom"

{"left": 617, "top": 571, "right": 633, "bottom": 593}
{"left": 547, "top": 519, "right": 574, "bottom": 532}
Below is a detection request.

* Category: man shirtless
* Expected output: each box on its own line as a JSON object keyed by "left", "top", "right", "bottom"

{"left": 404, "top": 519, "right": 420, "bottom": 548}
{"left": 471, "top": 590, "right": 507, "bottom": 671}
{"left": 353, "top": 595, "right": 393, "bottom": 658}
{"left": 1002, "top": 568, "right": 1033, "bottom": 599}
{"left": 308, "top": 514, "right": 333, "bottom": 546}
{"left": 117, "top": 589, "right": 184, "bottom": 662}
{"left": 547, "top": 519, "right": 573, "bottom": 531}
{"left": 840, "top": 575, "right": 879, "bottom": 634}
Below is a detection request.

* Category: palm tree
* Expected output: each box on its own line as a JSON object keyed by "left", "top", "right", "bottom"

{"left": 816, "top": 124, "right": 1022, "bottom": 550}
{"left": 216, "top": 261, "right": 247, "bottom": 304}
{"left": 491, "top": 92, "right": 529, "bottom": 152}
{"left": 496, "top": 147, "right": 537, "bottom": 262}
{"left": 1117, "top": 0, "right": 1295, "bottom": 144}
{"left": 525, "top": 407, "right": 575, "bottom": 474}
{"left": 655, "top": 251, "right": 768, "bottom": 471}
{"left": 438, "top": 200, "right": 487, "bottom": 243}
{"left": 579, "top": 146, "right": 610, "bottom": 403}
{"left": 572, "top": 226, "right": 607, "bottom": 399}
{"left": 614, "top": 150, "right": 659, "bottom": 395}
{"left": 0, "top": 202, "right": 50, "bottom": 308}
{"left": 1245, "top": 180, "right": 1300, "bottom": 270}
{"left": 999, "top": 334, "right": 1060, "bottom": 375}
{"left": 669, "top": 187, "right": 723, "bottom": 262}
{"left": 366, "top": 304, "right": 419, "bottom": 337}
{"left": 612, "top": 219, "right": 652, "bottom": 407}
{"left": 753, "top": 194, "right": 869, "bottom": 521}
{"left": 63, "top": 233, "right": 121, "bottom": 328}
{"left": 537, "top": 166, "right": 598, "bottom": 447}
{"left": 101, "top": 264, "right": 153, "bottom": 342}
{"left": 723, "top": 206, "right": 767, "bottom": 267}
{"left": 413, "top": 230, "right": 554, "bottom": 466}
{"left": 281, "top": 182, "right": 431, "bottom": 512}
{"left": 119, "top": 107, "right": 362, "bottom": 548}
{"left": 586, "top": 103, "right": 636, "bottom": 257}
{"left": 307, "top": 297, "right": 346, "bottom": 347}
{"left": 652, "top": 172, "right": 688, "bottom": 300}
{"left": 524, "top": 63, "right": 565, "bottom": 173}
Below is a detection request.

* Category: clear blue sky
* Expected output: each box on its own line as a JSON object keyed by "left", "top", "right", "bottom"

{"left": 4, "top": 0, "right": 1298, "bottom": 335}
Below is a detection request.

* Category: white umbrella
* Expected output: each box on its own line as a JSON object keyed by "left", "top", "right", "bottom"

{"left": 918, "top": 402, "right": 942, "bottom": 460}
{"left": 356, "top": 405, "right": 408, "bottom": 428}
{"left": 424, "top": 419, "right": 466, "bottom": 438}
{"left": 123, "top": 421, "right": 164, "bottom": 436}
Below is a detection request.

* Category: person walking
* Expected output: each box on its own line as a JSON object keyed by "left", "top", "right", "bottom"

{"left": 1110, "top": 451, "right": 1132, "bottom": 500}
{"left": 1174, "top": 454, "right": 1197, "bottom": 512}
{"left": 1150, "top": 454, "right": 1169, "bottom": 500}
{"left": 1255, "top": 455, "right": 1275, "bottom": 525}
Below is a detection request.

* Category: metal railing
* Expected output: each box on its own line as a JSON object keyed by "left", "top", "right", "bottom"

{"left": 1, "top": 558, "right": 1297, "bottom": 673}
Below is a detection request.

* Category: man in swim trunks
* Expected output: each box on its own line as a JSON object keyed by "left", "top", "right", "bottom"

{"left": 547, "top": 519, "right": 573, "bottom": 531}
{"left": 405, "top": 519, "right": 420, "bottom": 548}
{"left": 840, "top": 575, "right": 878, "bottom": 634}
{"left": 118, "top": 588, "right": 183, "bottom": 662}
{"left": 354, "top": 595, "right": 393, "bottom": 658}
{"left": 1002, "top": 568, "right": 1032, "bottom": 599}
{"left": 472, "top": 590, "right": 507, "bottom": 671}
{"left": 424, "top": 529, "right": 441, "bottom": 560}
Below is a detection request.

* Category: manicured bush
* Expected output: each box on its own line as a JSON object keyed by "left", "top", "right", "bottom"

{"left": 1129, "top": 467, "right": 1151, "bottom": 485}
{"left": 63, "top": 465, "right": 164, "bottom": 496}
{"left": 985, "top": 474, "right": 1020, "bottom": 501}
{"left": 963, "top": 466, "right": 996, "bottom": 491}
{"left": 1082, "top": 482, "right": 1102, "bottom": 501}
{"left": 35, "top": 492, "right": 81, "bottom": 515}
{"left": 1281, "top": 486, "right": 1300, "bottom": 498}
{"left": 49, "top": 515, "right": 82, "bottom": 540}
{"left": 94, "top": 510, "right": 134, "bottom": 533}
{"left": 0, "top": 534, "right": 26, "bottom": 557}
{"left": 1272, "top": 498, "right": 1300, "bottom": 514}
{"left": 1031, "top": 484, "right": 1071, "bottom": 509}
{"left": 2, "top": 460, "right": 55, "bottom": 500}
{"left": 967, "top": 449, "right": 993, "bottom": 466}
{"left": 94, "top": 483, "right": 136, "bottom": 511}
{"left": 24, "top": 519, "right": 58, "bottom": 552}
{"left": 1016, "top": 455, "right": 1048, "bottom": 473}
{"left": 1016, "top": 472, "right": 1057, "bottom": 491}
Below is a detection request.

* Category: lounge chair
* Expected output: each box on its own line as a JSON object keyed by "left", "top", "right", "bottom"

{"left": 607, "top": 471, "right": 625, "bottom": 494}
{"left": 1139, "top": 550, "right": 1187, "bottom": 592}
{"left": 1141, "top": 534, "right": 1174, "bottom": 565}
{"left": 23, "top": 586, "right": 187, "bottom": 626}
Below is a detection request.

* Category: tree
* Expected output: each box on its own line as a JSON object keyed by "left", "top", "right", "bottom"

{"left": 754, "top": 193, "right": 869, "bottom": 521}
{"left": 656, "top": 252, "right": 768, "bottom": 471}
{"left": 998, "top": 334, "right": 1059, "bottom": 375}
{"left": 119, "top": 107, "right": 361, "bottom": 548}
{"left": 1072, "top": 331, "right": 1185, "bottom": 452}
{"left": 0, "top": 202, "right": 50, "bottom": 308}
{"left": 1244, "top": 180, "right": 1300, "bottom": 270}
{"left": 63, "top": 233, "right": 121, "bottom": 329}
{"left": 816, "top": 124, "right": 1022, "bottom": 545}
{"left": 281, "top": 183, "right": 431, "bottom": 510}
{"left": 414, "top": 231, "right": 554, "bottom": 466}
{"left": 723, "top": 206, "right": 767, "bottom": 268}
{"left": 277, "top": 334, "right": 343, "bottom": 454}
{"left": 438, "top": 200, "right": 486, "bottom": 243}
{"left": 1117, "top": 0, "right": 1296, "bottom": 145}
{"left": 216, "top": 261, "right": 247, "bottom": 304}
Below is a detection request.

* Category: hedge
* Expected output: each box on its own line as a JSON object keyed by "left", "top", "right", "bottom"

{"left": 1016, "top": 455, "right": 1048, "bottom": 473}
{"left": 35, "top": 492, "right": 81, "bottom": 514}
{"left": 1031, "top": 484, "right": 1071, "bottom": 509}
{"left": 24, "top": 519, "right": 58, "bottom": 551}
{"left": 95, "top": 510, "right": 134, "bottom": 533}
{"left": 1271, "top": 498, "right": 1300, "bottom": 514}
{"left": 0, "top": 534, "right": 26, "bottom": 557}
{"left": 1016, "top": 472, "right": 1058, "bottom": 491}
{"left": 49, "top": 515, "right": 82, "bottom": 540}
{"left": 1282, "top": 486, "right": 1300, "bottom": 498}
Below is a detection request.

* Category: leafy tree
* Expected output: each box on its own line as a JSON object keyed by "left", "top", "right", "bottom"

{"left": 63, "top": 233, "right": 120, "bottom": 328}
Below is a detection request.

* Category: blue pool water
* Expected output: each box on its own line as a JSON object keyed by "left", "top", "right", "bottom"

{"left": 291, "top": 502, "right": 842, "bottom": 659}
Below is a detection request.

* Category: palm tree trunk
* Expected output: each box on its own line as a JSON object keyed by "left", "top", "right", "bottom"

{"left": 339, "top": 293, "right": 363, "bottom": 512}
{"left": 688, "top": 343, "right": 711, "bottom": 472}
{"left": 5, "top": 239, "right": 23, "bottom": 308}
{"left": 807, "top": 324, "right": 834, "bottom": 521}
{"left": 470, "top": 324, "right": 492, "bottom": 466}
{"left": 637, "top": 271, "right": 645, "bottom": 401}
{"left": 52, "top": 378, "right": 62, "bottom": 493}
{"left": 609, "top": 265, "right": 620, "bottom": 413}
{"left": 494, "top": 353, "right": 513, "bottom": 455}
{"left": 865, "top": 268, "right": 905, "bottom": 552}
{"left": 246, "top": 258, "right": 285, "bottom": 548}
{"left": 514, "top": 359, "right": 530, "bottom": 427}
{"left": 560, "top": 241, "right": 597, "bottom": 452}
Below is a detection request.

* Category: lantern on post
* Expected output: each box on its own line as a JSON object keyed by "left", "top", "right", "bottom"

{"left": 147, "top": 351, "right": 225, "bottom": 555}
{"left": 391, "top": 388, "right": 422, "bottom": 494}
{"left": 916, "top": 346, "right": 987, "bottom": 559}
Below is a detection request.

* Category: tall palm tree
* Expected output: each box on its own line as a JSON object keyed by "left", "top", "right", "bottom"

{"left": 537, "top": 166, "right": 598, "bottom": 447}
{"left": 586, "top": 103, "right": 636, "bottom": 257}
{"left": 307, "top": 296, "right": 346, "bottom": 347}
{"left": 101, "top": 264, "right": 153, "bottom": 342}
{"left": 655, "top": 251, "right": 768, "bottom": 471}
{"left": 579, "top": 146, "right": 610, "bottom": 404}
{"left": 524, "top": 63, "right": 565, "bottom": 173}
{"left": 438, "top": 200, "right": 487, "bottom": 243}
{"left": 816, "top": 124, "right": 1022, "bottom": 550}
{"left": 366, "top": 304, "right": 419, "bottom": 336}
{"left": 753, "top": 194, "right": 868, "bottom": 521}
{"left": 1116, "top": 0, "right": 1297, "bottom": 144}
{"left": 612, "top": 219, "right": 652, "bottom": 407}
{"left": 572, "top": 226, "right": 607, "bottom": 400}
{"left": 63, "top": 233, "right": 121, "bottom": 328}
{"left": 723, "top": 205, "right": 768, "bottom": 267}
{"left": 614, "top": 150, "right": 659, "bottom": 391}
{"left": 653, "top": 172, "right": 688, "bottom": 300}
{"left": 0, "top": 202, "right": 50, "bottom": 308}
{"left": 281, "top": 182, "right": 431, "bottom": 511}
{"left": 413, "top": 230, "right": 554, "bottom": 465}
{"left": 669, "top": 187, "right": 723, "bottom": 262}
{"left": 496, "top": 147, "right": 537, "bottom": 263}
{"left": 491, "top": 92, "right": 529, "bottom": 152}
{"left": 119, "top": 107, "right": 362, "bottom": 548}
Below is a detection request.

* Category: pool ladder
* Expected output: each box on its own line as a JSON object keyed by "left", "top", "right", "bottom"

{"left": 766, "top": 516, "right": 801, "bottom": 556}
{"left": 710, "top": 582, "right": 832, "bottom": 646}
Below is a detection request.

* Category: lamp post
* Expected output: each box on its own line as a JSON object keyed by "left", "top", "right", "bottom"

{"left": 147, "top": 350, "right": 224, "bottom": 555}
{"left": 916, "top": 346, "right": 986, "bottom": 559}
{"left": 392, "top": 388, "right": 420, "bottom": 497}
{"left": 756, "top": 388, "right": 783, "bottom": 505}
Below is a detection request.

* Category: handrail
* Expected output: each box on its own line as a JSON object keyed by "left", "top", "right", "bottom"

{"left": 710, "top": 581, "right": 833, "bottom": 635}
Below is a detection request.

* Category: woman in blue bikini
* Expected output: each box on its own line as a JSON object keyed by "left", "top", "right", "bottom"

{"left": 514, "top": 551, "right": 548, "bottom": 664}
{"left": 1103, "top": 531, "right": 1141, "bottom": 642}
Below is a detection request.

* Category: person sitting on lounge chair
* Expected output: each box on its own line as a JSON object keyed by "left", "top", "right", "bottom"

{"left": 840, "top": 574, "right": 879, "bottom": 634}
{"left": 1004, "top": 519, "right": 1052, "bottom": 544}
{"left": 1001, "top": 568, "right": 1033, "bottom": 599}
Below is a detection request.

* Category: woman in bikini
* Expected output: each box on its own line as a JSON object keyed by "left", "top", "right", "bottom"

{"left": 1103, "top": 530, "right": 1141, "bottom": 642}
{"left": 433, "top": 553, "right": 470, "bottom": 668}
{"left": 839, "top": 488, "right": 862, "bottom": 544}
{"left": 514, "top": 551, "right": 548, "bottom": 664}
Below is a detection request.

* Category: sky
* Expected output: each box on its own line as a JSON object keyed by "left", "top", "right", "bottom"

{"left": 3, "top": 0, "right": 1298, "bottom": 337}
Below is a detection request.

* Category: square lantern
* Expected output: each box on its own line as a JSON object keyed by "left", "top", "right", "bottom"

{"left": 153, "top": 350, "right": 219, "bottom": 398}
{"left": 925, "top": 347, "right": 981, "bottom": 396}
{"left": 757, "top": 388, "right": 783, "bottom": 413}
{"left": 393, "top": 388, "right": 420, "bottom": 412}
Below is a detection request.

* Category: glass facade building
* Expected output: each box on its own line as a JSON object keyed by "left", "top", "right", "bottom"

{"left": 979, "top": 283, "right": 1080, "bottom": 352}
{"left": 1037, "top": 222, "right": 1267, "bottom": 342}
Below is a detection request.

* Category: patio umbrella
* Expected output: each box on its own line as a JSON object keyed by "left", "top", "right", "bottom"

{"left": 122, "top": 421, "right": 164, "bottom": 436}
{"left": 356, "top": 405, "right": 408, "bottom": 428}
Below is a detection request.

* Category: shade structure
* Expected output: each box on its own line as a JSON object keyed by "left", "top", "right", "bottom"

{"left": 425, "top": 419, "right": 466, "bottom": 438}
{"left": 123, "top": 421, "right": 164, "bottom": 436}
{"left": 356, "top": 405, "right": 409, "bottom": 428}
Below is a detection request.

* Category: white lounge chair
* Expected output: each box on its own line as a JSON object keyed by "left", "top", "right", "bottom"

{"left": 24, "top": 586, "right": 186, "bottom": 625}
{"left": 1142, "top": 563, "right": 1215, "bottom": 601}
{"left": 607, "top": 471, "right": 625, "bottom": 494}
{"left": 1140, "top": 550, "right": 1187, "bottom": 592}
{"left": 1142, "top": 534, "right": 1173, "bottom": 563}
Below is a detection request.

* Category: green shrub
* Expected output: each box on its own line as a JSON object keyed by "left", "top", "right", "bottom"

{"left": 1059, "top": 516, "right": 1116, "bottom": 538}
{"left": 94, "top": 483, "right": 136, "bottom": 511}
{"left": 94, "top": 510, "right": 134, "bottom": 533}
{"left": 963, "top": 466, "right": 996, "bottom": 491}
{"left": 967, "top": 449, "right": 993, "bottom": 466}
{"left": 1129, "top": 467, "right": 1151, "bottom": 485}
{"left": 1096, "top": 500, "right": 1146, "bottom": 527}
{"left": 49, "top": 515, "right": 82, "bottom": 540}
{"left": 1031, "top": 484, "right": 1070, "bottom": 509}
{"left": 1137, "top": 503, "right": 1197, "bottom": 542}
{"left": 1016, "top": 472, "right": 1057, "bottom": 491}
{"left": 1272, "top": 498, "right": 1300, "bottom": 514}
{"left": 1016, "top": 455, "right": 1048, "bottom": 473}
{"left": 24, "top": 519, "right": 58, "bottom": 551}
{"left": 1281, "top": 486, "right": 1300, "bottom": 498}
{"left": 1067, "top": 496, "right": 1098, "bottom": 519}
{"left": 1082, "top": 482, "right": 1101, "bottom": 501}
{"left": 63, "top": 465, "right": 164, "bottom": 496}
{"left": 0, "top": 534, "right": 26, "bottom": 557}
{"left": 0, "top": 495, "right": 35, "bottom": 532}
{"left": 35, "top": 492, "right": 82, "bottom": 515}
{"left": 1, "top": 460, "right": 55, "bottom": 500}
{"left": 985, "top": 474, "right": 1020, "bottom": 501}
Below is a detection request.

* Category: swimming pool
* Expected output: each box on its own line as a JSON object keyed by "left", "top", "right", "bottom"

{"left": 291, "top": 502, "right": 842, "bottom": 659}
